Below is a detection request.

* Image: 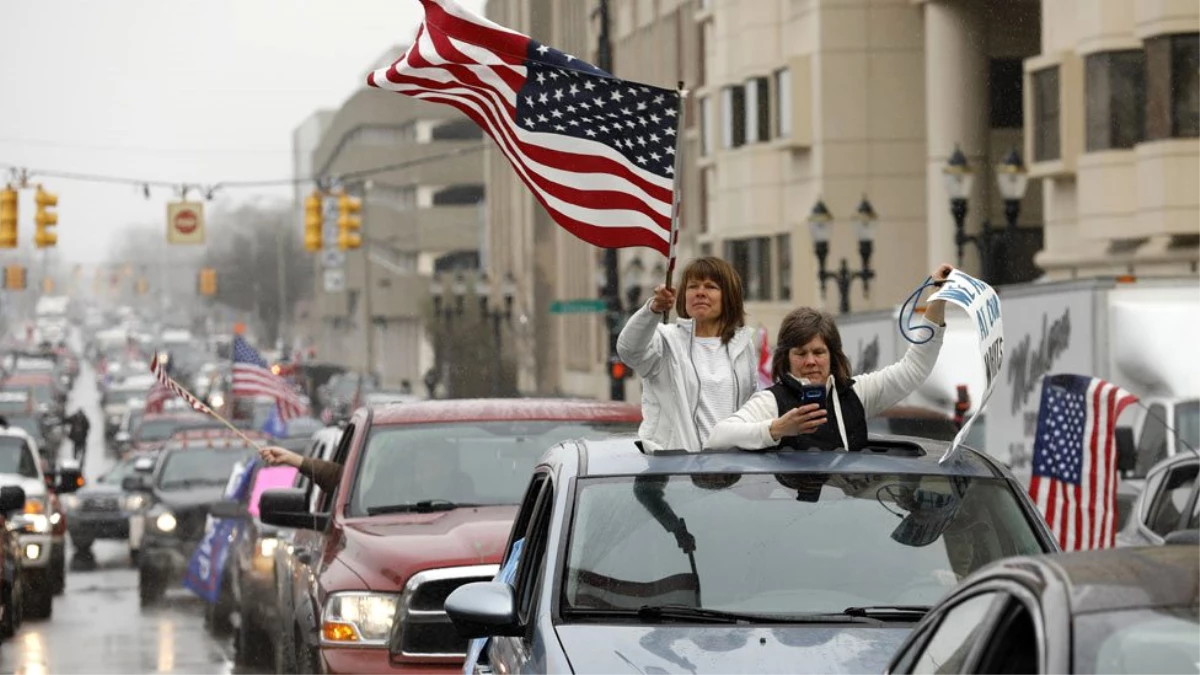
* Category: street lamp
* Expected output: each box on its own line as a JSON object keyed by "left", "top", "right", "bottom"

{"left": 808, "top": 196, "right": 878, "bottom": 314}
{"left": 943, "top": 144, "right": 1029, "bottom": 281}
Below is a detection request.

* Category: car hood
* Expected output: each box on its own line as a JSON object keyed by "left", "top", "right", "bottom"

{"left": 555, "top": 624, "right": 912, "bottom": 674}
{"left": 339, "top": 505, "right": 517, "bottom": 591}
{"left": 0, "top": 473, "right": 47, "bottom": 500}
{"left": 155, "top": 486, "right": 226, "bottom": 510}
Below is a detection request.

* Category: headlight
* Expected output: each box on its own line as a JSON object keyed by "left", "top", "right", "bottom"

{"left": 321, "top": 592, "right": 399, "bottom": 645}
{"left": 155, "top": 511, "right": 177, "bottom": 533}
{"left": 210, "top": 394, "right": 225, "bottom": 409}
{"left": 62, "top": 494, "right": 80, "bottom": 511}
{"left": 256, "top": 537, "right": 279, "bottom": 559}
{"left": 123, "top": 494, "right": 147, "bottom": 512}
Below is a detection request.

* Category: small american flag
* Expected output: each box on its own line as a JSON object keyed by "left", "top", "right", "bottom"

{"left": 1029, "top": 374, "right": 1138, "bottom": 551}
{"left": 368, "top": 0, "right": 681, "bottom": 256}
{"left": 144, "top": 381, "right": 172, "bottom": 414}
{"left": 149, "top": 353, "right": 213, "bottom": 417}
{"left": 232, "top": 336, "right": 307, "bottom": 421}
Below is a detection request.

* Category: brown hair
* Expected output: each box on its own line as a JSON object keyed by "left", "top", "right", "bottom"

{"left": 673, "top": 256, "right": 746, "bottom": 344}
{"left": 770, "top": 307, "right": 852, "bottom": 386}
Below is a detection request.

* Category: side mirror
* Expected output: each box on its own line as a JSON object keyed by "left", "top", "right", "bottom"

{"left": 208, "top": 499, "right": 248, "bottom": 520}
{"left": 57, "top": 466, "right": 84, "bottom": 494}
{"left": 134, "top": 458, "right": 155, "bottom": 473}
{"left": 0, "top": 486, "right": 26, "bottom": 514}
{"left": 1164, "top": 530, "right": 1200, "bottom": 546}
{"left": 1116, "top": 428, "right": 1136, "bottom": 475}
{"left": 443, "top": 582, "right": 522, "bottom": 639}
{"left": 122, "top": 475, "right": 151, "bottom": 493}
{"left": 260, "top": 488, "right": 327, "bottom": 530}
{"left": 115, "top": 431, "right": 132, "bottom": 444}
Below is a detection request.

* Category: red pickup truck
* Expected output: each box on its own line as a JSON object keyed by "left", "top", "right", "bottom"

{"left": 261, "top": 398, "right": 641, "bottom": 674}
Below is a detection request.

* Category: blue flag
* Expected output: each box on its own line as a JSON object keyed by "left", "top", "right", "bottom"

{"left": 464, "top": 538, "right": 525, "bottom": 674}
{"left": 261, "top": 402, "right": 286, "bottom": 439}
{"left": 183, "top": 458, "right": 258, "bottom": 604}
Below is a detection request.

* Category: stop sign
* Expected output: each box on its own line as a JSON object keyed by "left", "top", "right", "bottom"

{"left": 174, "top": 209, "right": 198, "bottom": 235}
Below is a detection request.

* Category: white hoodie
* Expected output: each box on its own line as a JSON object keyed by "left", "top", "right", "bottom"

{"left": 617, "top": 300, "right": 758, "bottom": 452}
{"left": 705, "top": 317, "right": 946, "bottom": 451}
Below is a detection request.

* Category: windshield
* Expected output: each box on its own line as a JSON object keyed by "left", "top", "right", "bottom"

{"left": 1076, "top": 606, "right": 1199, "bottom": 674}
{"left": 6, "top": 416, "right": 44, "bottom": 443}
{"left": 0, "top": 436, "right": 39, "bottom": 479}
{"left": 99, "top": 457, "right": 142, "bottom": 485}
{"left": 1177, "top": 401, "right": 1198, "bottom": 453}
{"left": 563, "top": 472, "right": 1045, "bottom": 617}
{"left": 0, "top": 390, "right": 31, "bottom": 414}
{"left": 106, "top": 389, "right": 146, "bottom": 407}
{"left": 136, "top": 417, "right": 206, "bottom": 442}
{"left": 349, "top": 420, "right": 638, "bottom": 517}
{"left": 157, "top": 448, "right": 254, "bottom": 490}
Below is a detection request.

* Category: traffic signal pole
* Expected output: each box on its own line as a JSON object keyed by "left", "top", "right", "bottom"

{"left": 361, "top": 182, "right": 376, "bottom": 386}
{"left": 596, "top": 0, "right": 625, "bottom": 402}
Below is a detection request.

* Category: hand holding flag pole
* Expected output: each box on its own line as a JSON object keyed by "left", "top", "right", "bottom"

{"left": 149, "top": 352, "right": 265, "bottom": 449}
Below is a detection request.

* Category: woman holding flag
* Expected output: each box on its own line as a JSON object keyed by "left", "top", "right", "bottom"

{"left": 706, "top": 263, "right": 954, "bottom": 453}
{"left": 617, "top": 256, "right": 758, "bottom": 452}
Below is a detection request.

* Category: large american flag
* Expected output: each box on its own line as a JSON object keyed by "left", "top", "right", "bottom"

{"left": 368, "top": 0, "right": 681, "bottom": 256}
{"left": 232, "top": 336, "right": 307, "bottom": 421}
{"left": 1028, "top": 374, "right": 1138, "bottom": 551}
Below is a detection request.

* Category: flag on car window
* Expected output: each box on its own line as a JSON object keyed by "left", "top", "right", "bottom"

{"left": 367, "top": 0, "right": 682, "bottom": 257}
{"left": 1029, "top": 374, "right": 1137, "bottom": 551}
{"left": 261, "top": 402, "right": 287, "bottom": 439}
{"left": 183, "top": 458, "right": 258, "bottom": 604}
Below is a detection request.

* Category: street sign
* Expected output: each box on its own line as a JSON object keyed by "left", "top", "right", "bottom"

{"left": 323, "top": 268, "right": 345, "bottom": 293}
{"left": 167, "top": 201, "right": 205, "bottom": 244}
{"left": 549, "top": 299, "right": 608, "bottom": 314}
{"left": 321, "top": 249, "right": 346, "bottom": 269}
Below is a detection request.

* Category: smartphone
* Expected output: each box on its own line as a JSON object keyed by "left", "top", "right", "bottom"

{"left": 800, "top": 384, "right": 826, "bottom": 406}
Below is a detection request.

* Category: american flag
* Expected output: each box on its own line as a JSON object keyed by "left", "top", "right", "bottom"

{"left": 368, "top": 0, "right": 681, "bottom": 257}
{"left": 1028, "top": 374, "right": 1138, "bottom": 551}
{"left": 149, "top": 353, "right": 213, "bottom": 417}
{"left": 232, "top": 336, "right": 307, "bottom": 421}
{"left": 144, "top": 381, "right": 172, "bottom": 414}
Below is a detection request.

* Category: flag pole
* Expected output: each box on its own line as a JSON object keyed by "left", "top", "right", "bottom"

{"left": 663, "top": 80, "right": 687, "bottom": 324}
{"left": 151, "top": 352, "right": 265, "bottom": 449}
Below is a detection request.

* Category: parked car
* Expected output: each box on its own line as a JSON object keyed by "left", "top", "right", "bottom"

{"left": 446, "top": 436, "right": 1059, "bottom": 674}
{"left": 260, "top": 399, "right": 642, "bottom": 674}
{"left": 124, "top": 430, "right": 263, "bottom": 605}
{"left": 1115, "top": 448, "right": 1199, "bottom": 549}
{"left": 884, "top": 544, "right": 1199, "bottom": 674}
{"left": 0, "top": 484, "right": 27, "bottom": 639}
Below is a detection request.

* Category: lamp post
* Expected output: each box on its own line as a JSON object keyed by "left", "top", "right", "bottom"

{"left": 475, "top": 272, "right": 517, "bottom": 396}
{"left": 430, "top": 270, "right": 516, "bottom": 398}
{"left": 943, "top": 145, "right": 1030, "bottom": 282}
{"left": 807, "top": 196, "right": 878, "bottom": 314}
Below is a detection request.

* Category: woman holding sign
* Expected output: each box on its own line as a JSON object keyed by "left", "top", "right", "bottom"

{"left": 617, "top": 256, "right": 758, "bottom": 452}
{"left": 706, "top": 264, "right": 954, "bottom": 452}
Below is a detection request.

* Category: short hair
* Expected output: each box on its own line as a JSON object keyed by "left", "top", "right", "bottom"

{"left": 674, "top": 256, "right": 746, "bottom": 345}
{"left": 770, "top": 307, "right": 852, "bottom": 386}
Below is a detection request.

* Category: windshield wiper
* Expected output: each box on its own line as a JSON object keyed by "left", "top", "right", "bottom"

{"left": 366, "top": 500, "right": 480, "bottom": 515}
{"left": 566, "top": 604, "right": 873, "bottom": 625}
{"left": 843, "top": 605, "right": 931, "bottom": 620}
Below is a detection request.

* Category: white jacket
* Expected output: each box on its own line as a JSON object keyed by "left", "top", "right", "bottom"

{"left": 616, "top": 300, "right": 758, "bottom": 452}
{"left": 705, "top": 317, "right": 946, "bottom": 451}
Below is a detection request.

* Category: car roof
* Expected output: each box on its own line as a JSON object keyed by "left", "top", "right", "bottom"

{"left": 1025, "top": 545, "right": 1199, "bottom": 614}
{"left": 368, "top": 398, "right": 642, "bottom": 425}
{"left": 569, "top": 435, "right": 1004, "bottom": 479}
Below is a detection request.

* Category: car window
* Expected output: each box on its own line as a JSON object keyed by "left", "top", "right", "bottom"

{"left": 1077, "top": 606, "right": 1200, "bottom": 674}
{"left": 910, "top": 593, "right": 1002, "bottom": 674}
{"left": 348, "top": 421, "right": 636, "bottom": 517}
{"left": 317, "top": 424, "right": 354, "bottom": 513}
{"left": 1177, "top": 401, "right": 1198, "bottom": 453}
{"left": 563, "top": 473, "right": 1045, "bottom": 616}
{"left": 0, "top": 436, "right": 40, "bottom": 479}
{"left": 1134, "top": 405, "right": 1169, "bottom": 478}
{"left": 98, "top": 458, "right": 140, "bottom": 485}
{"left": 972, "top": 598, "right": 1039, "bottom": 673}
{"left": 1139, "top": 469, "right": 1168, "bottom": 528}
{"left": 1146, "top": 463, "right": 1199, "bottom": 537}
{"left": 514, "top": 482, "right": 554, "bottom": 627}
{"left": 1189, "top": 485, "right": 1200, "bottom": 530}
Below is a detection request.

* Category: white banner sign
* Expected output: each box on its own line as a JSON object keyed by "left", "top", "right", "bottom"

{"left": 928, "top": 269, "right": 1003, "bottom": 461}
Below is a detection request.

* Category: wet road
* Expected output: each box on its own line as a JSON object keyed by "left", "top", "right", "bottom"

{"left": 0, "top": 348, "right": 260, "bottom": 675}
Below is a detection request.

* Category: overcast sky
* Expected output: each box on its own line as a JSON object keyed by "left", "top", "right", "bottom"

{"left": 0, "top": 0, "right": 485, "bottom": 264}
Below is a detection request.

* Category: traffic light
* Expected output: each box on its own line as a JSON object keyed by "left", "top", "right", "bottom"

{"left": 337, "top": 192, "right": 362, "bottom": 250}
{"left": 198, "top": 268, "right": 217, "bottom": 296}
{"left": 41, "top": 277, "right": 54, "bottom": 294}
{"left": 3, "top": 265, "right": 26, "bottom": 291}
{"left": 609, "top": 359, "right": 629, "bottom": 381}
{"left": 0, "top": 187, "right": 17, "bottom": 249}
{"left": 304, "top": 190, "right": 324, "bottom": 253}
{"left": 34, "top": 185, "right": 58, "bottom": 248}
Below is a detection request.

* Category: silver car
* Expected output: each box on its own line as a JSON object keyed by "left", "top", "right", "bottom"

{"left": 1117, "top": 451, "right": 1199, "bottom": 547}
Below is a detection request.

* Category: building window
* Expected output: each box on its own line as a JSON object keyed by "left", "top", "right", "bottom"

{"left": 1032, "top": 67, "right": 1061, "bottom": 162}
{"left": 1146, "top": 33, "right": 1200, "bottom": 140}
{"left": 700, "top": 166, "right": 714, "bottom": 233}
{"left": 776, "top": 233, "right": 791, "bottom": 301}
{"left": 1086, "top": 50, "right": 1146, "bottom": 151}
{"left": 745, "top": 76, "right": 771, "bottom": 143}
{"left": 775, "top": 68, "right": 792, "bottom": 138}
{"left": 721, "top": 85, "right": 746, "bottom": 148}
{"left": 724, "top": 237, "right": 771, "bottom": 301}
{"left": 989, "top": 59, "right": 1024, "bottom": 128}
{"left": 432, "top": 184, "right": 485, "bottom": 206}
{"left": 431, "top": 119, "right": 483, "bottom": 140}
{"left": 699, "top": 96, "right": 713, "bottom": 157}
